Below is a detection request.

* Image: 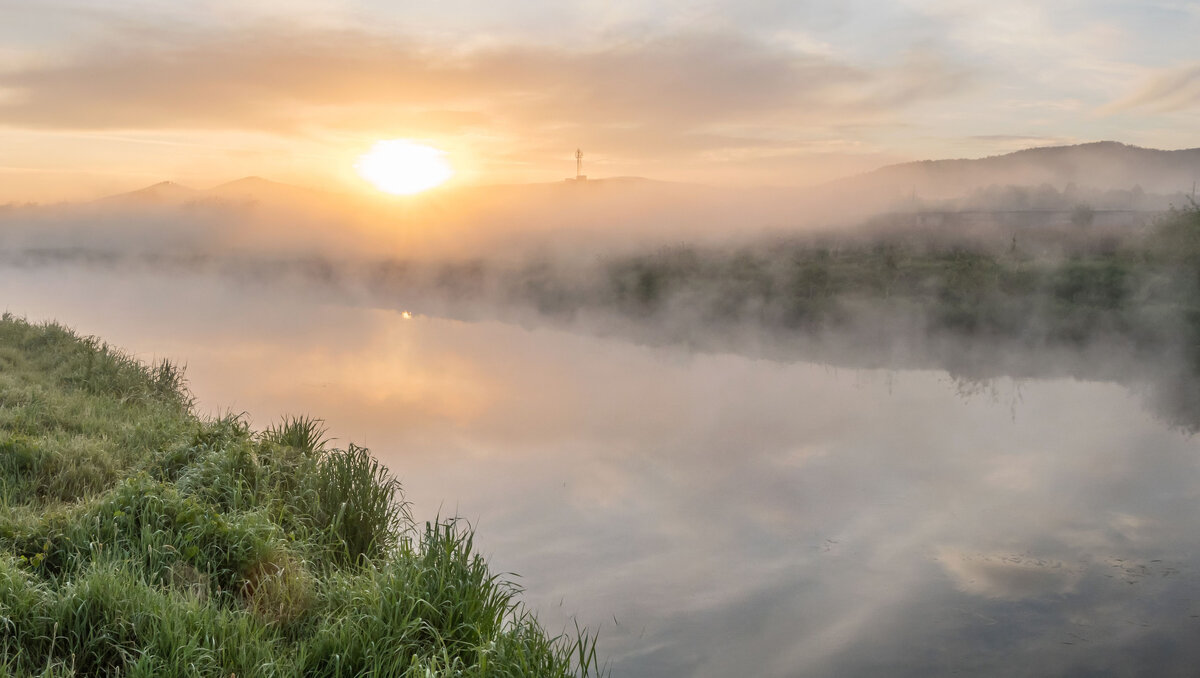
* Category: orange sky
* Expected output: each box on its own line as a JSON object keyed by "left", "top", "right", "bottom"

{"left": 2, "top": 1, "right": 1199, "bottom": 202}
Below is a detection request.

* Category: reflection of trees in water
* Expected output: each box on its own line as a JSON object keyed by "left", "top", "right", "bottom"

{"left": 582, "top": 203, "right": 1200, "bottom": 430}
{"left": 497, "top": 201, "right": 1200, "bottom": 430}
{"left": 1141, "top": 371, "right": 1200, "bottom": 433}
{"left": 940, "top": 354, "right": 1200, "bottom": 434}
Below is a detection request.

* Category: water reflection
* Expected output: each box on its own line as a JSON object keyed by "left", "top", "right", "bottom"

{"left": 6, "top": 266, "right": 1200, "bottom": 677}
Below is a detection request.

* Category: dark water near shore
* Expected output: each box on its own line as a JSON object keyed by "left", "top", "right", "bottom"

{"left": 7, "top": 265, "right": 1200, "bottom": 677}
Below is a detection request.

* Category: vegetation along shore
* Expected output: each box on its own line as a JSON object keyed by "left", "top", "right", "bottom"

{"left": 0, "top": 315, "right": 602, "bottom": 677}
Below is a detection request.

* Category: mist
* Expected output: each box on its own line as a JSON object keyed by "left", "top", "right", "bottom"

{"left": 5, "top": 156, "right": 1198, "bottom": 427}
{"left": 8, "top": 141, "right": 1200, "bottom": 676}
{"left": 8, "top": 0, "right": 1200, "bottom": 673}
{"left": 6, "top": 252, "right": 1200, "bottom": 677}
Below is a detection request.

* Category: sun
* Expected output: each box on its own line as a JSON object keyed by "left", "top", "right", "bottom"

{"left": 354, "top": 140, "right": 454, "bottom": 195}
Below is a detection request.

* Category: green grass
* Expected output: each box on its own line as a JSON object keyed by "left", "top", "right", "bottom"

{"left": 0, "top": 314, "right": 604, "bottom": 677}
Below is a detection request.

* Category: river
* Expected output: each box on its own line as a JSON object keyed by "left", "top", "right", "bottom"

{"left": 6, "top": 263, "right": 1200, "bottom": 677}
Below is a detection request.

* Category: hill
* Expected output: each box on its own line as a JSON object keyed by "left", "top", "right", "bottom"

{"left": 25, "top": 141, "right": 1200, "bottom": 258}
{"left": 87, "top": 141, "right": 1200, "bottom": 216}
{"left": 830, "top": 141, "right": 1200, "bottom": 203}
{"left": 94, "top": 180, "right": 199, "bottom": 207}
{"left": 93, "top": 176, "right": 340, "bottom": 212}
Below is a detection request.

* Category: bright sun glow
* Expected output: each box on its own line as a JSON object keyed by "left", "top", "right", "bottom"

{"left": 354, "top": 140, "right": 454, "bottom": 195}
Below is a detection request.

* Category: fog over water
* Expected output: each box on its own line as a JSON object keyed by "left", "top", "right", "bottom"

{"left": 6, "top": 0, "right": 1200, "bottom": 670}
{"left": 7, "top": 255, "right": 1200, "bottom": 677}
{"left": 6, "top": 155, "right": 1200, "bottom": 674}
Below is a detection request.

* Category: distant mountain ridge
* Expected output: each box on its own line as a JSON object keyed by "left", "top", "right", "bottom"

{"left": 97, "top": 176, "right": 316, "bottom": 206}
{"left": 98, "top": 175, "right": 676, "bottom": 204}
{"left": 11, "top": 141, "right": 1200, "bottom": 260}
{"left": 88, "top": 142, "right": 1200, "bottom": 227}
{"left": 96, "top": 180, "right": 198, "bottom": 205}
{"left": 833, "top": 141, "right": 1200, "bottom": 201}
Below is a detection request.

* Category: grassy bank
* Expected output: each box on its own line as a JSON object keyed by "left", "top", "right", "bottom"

{"left": 0, "top": 315, "right": 601, "bottom": 677}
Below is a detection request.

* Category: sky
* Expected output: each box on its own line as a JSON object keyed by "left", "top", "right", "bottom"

{"left": 1, "top": 0, "right": 1199, "bottom": 202}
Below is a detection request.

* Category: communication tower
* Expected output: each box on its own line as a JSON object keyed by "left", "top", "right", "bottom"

{"left": 572, "top": 148, "right": 586, "bottom": 181}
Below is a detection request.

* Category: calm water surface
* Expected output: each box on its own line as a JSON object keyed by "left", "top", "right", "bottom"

{"left": 7, "top": 266, "right": 1200, "bottom": 677}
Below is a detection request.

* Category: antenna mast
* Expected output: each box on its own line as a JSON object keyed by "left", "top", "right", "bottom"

{"left": 575, "top": 148, "right": 583, "bottom": 179}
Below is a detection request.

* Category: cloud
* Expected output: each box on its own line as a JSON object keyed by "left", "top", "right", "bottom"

{"left": 0, "top": 24, "right": 971, "bottom": 158}
{"left": 1106, "top": 62, "right": 1200, "bottom": 113}
{"left": 937, "top": 547, "right": 1082, "bottom": 600}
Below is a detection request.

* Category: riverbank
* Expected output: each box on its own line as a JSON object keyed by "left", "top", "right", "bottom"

{"left": 0, "top": 315, "right": 601, "bottom": 677}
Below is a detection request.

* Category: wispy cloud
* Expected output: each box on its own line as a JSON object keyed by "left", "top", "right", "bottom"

{"left": 1106, "top": 62, "right": 1200, "bottom": 113}
{"left": 0, "top": 24, "right": 972, "bottom": 152}
{"left": 7, "top": 0, "right": 1195, "bottom": 197}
